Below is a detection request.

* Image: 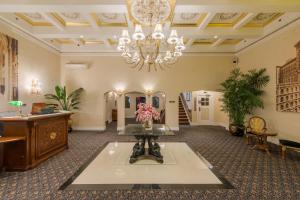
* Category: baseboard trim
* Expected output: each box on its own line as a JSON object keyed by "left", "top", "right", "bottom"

{"left": 117, "top": 126, "right": 125, "bottom": 131}
{"left": 72, "top": 126, "right": 106, "bottom": 131}
{"left": 216, "top": 122, "right": 229, "bottom": 130}
{"left": 170, "top": 127, "right": 179, "bottom": 131}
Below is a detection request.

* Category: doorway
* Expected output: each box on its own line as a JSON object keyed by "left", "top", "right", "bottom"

{"left": 136, "top": 96, "right": 146, "bottom": 110}
{"left": 197, "top": 93, "right": 214, "bottom": 125}
{"left": 125, "top": 91, "right": 146, "bottom": 125}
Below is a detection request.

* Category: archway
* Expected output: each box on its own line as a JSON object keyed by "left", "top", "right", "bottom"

{"left": 180, "top": 90, "right": 229, "bottom": 128}
{"left": 124, "top": 91, "right": 146, "bottom": 125}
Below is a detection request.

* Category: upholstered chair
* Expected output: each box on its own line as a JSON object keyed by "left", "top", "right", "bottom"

{"left": 246, "top": 116, "right": 267, "bottom": 145}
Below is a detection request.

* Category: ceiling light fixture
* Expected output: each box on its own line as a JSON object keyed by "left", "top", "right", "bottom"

{"left": 117, "top": 0, "right": 185, "bottom": 72}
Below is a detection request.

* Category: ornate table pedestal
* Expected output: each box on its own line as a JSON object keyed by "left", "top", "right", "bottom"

{"left": 119, "top": 124, "right": 174, "bottom": 164}
{"left": 130, "top": 135, "right": 163, "bottom": 164}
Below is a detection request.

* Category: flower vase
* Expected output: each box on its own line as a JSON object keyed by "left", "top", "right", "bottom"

{"left": 143, "top": 120, "right": 152, "bottom": 130}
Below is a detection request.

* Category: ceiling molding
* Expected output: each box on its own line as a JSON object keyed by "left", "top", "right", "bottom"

{"left": 0, "top": 1, "right": 299, "bottom": 56}
{"left": 235, "top": 16, "right": 300, "bottom": 55}
{"left": 61, "top": 52, "right": 234, "bottom": 57}
{"left": 0, "top": 16, "right": 60, "bottom": 55}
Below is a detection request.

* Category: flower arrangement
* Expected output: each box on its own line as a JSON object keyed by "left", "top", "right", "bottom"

{"left": 136, "top": 103, "right": 160, "bottom": 124}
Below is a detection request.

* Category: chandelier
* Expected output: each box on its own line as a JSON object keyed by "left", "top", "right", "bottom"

{"left": 117, "top": 0, "right": 185, "bottom": 72}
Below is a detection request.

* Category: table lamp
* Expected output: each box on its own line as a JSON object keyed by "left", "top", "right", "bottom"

{"left": 8, "top": 101, "right": 24, "bottom": 116}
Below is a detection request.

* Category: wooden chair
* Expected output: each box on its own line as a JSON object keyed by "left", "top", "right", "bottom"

{"left": 246, "top": 116, "right": 267, "bottom": 145}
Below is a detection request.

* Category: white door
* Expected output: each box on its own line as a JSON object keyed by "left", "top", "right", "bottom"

{"left": 197, "top": 94, "right": 214, "bottom": 125}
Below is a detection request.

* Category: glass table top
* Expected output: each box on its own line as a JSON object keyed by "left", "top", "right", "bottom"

{"left": 119, "top": 124, "right": 175, "bottom": 136}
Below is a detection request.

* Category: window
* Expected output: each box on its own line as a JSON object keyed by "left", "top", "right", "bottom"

{"left": 125, "top": 96, "right": 130, "bottom": 108}
{"left": 199, "top": 96, "right": 209, "bottom": 106}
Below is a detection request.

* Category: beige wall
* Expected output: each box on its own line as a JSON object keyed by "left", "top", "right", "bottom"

{"left": 61, "top": 54, "right": 233, "bottom": 130}
{"left": 105, "top": 91, "right": 117, "bottom": 123}
{"left": 236, "top": 20, "right": 300, "bottom": 142}
{"left": 213, "top": 92, "right": 229, "bottom": 128}
{"left": 0, "top": 22, "right": 60, "bottom": 113}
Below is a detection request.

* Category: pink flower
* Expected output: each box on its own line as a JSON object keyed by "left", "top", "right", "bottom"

{"left": 135, "top": 103, "right": 160, "bottom": 123}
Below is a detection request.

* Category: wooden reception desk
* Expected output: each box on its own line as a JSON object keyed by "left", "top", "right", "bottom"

{"left": 0, "top": 112, "right": 71, "bottom": 171}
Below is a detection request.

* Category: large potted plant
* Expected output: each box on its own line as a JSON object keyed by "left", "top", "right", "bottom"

{"left": 44, "top": 85, "right": 84, "bottom": 132}
{"left": 220, "top": 68, "right": 269, "bottom": 136}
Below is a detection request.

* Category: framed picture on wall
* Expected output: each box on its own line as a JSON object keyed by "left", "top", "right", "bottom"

{"left": 276, "top": 41, "right": 300, "bottom": 113}
{"left": 125, "top": 96, "right": 130, "bottom": 108}
{"left": 152, "top": 96, "right": 159, "bottom": 108}
{"left": 0, "top": 32, "right": 18, "bottom": 102}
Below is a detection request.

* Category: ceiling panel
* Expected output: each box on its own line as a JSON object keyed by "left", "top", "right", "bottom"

{"left": 208, "top": 13, "right": 246, "bottom": 27}
{"left": 192, "top": 38, "right": 217, "bottom": 45}
{"left": 52, "top": 38, "right": 74, "bottom": 45}
{"left": 245, "top": 13, "right": 283, "bottom": 27}
{"left": 92, "top": 13, "right": 127, "bottom": 27}
{"left": 83, "top": 39, "right": 104, "bottom": 45}
{"left": 172, "top": 13, "right": 207, "bottom": 27}
{"left": 15, "top": 13, "right": 52, "bottom": 26}
{"left": 220, "top": 39, "right": 243, "bottom": 45}
{"left": 51, "top": 12, "right": 90, "bottom": 26}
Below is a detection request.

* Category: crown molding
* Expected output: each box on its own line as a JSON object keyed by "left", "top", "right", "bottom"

{"left": 0, "top": 12, "right": 299, "bottom": 58}
{"left": 61, "top": 51, "right": 234, "bottom": 57}
{"left": 0, "top": 17, "right": 60, "bottom": 55}
{"left": 235, "top": 16, "right": 300, "bottom": 55}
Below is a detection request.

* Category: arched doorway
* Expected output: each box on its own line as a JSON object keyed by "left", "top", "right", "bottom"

{"left": 124, "top": 91, "right": 146, "bottom": 125}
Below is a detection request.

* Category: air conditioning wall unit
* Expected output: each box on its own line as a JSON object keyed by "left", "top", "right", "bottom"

{"left": 65, "top": 63, "right": 89, "bottom": 69}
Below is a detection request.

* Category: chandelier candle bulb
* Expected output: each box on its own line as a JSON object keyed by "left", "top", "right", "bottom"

{"left": 175, "top": 37, "right": 186, "bottom": 51}
{"left": 132, "top": 24, "right": 145, "bottom": 40}
{"left": 167, "top": 30, "right": 179, "bottom": 44}
{"left": 152, "top": 24, "right": 164, "bottom": 40}
{"left": 164, "top": 51, "right": 172, "bottom": 60}
{"left": 120, "top": 30, "right": 131, "bottom": 44}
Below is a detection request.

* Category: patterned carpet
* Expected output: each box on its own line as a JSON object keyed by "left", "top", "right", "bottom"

{"left": 0, "top": 124, "right": 300, "bottom": 200}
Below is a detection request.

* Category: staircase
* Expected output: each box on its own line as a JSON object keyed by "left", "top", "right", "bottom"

{"left": 178, "top": 96, "right": 190, "bottom": 125}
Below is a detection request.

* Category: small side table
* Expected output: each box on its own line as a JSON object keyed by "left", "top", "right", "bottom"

{"left": 252, "top": 132, "right": 277, "bottom": 155}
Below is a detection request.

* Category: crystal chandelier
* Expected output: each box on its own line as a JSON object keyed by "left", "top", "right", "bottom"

{"left": 117, "top": 0, "right": 185, "bottom": 72}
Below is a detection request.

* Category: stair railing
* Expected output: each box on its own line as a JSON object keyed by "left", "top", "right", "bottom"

{"left": 179, "top": 93, "right": 192, "bottom": 122}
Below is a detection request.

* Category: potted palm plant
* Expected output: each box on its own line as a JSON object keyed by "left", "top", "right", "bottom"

{"left": 44, "top": 86, "right": 84, "bottom": 132}
{"left": 220, "top": 68, "right": 269, "bottom": 136}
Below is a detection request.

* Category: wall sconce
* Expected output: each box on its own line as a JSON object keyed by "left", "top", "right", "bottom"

{"left": 145, "top": 89, "right": 153, "bottom": 96}
{"left": 31, "top": 79, "right": 41, "bottom": 95}
{"left": 114, "top": 88, "right": 124, "bottom": 97}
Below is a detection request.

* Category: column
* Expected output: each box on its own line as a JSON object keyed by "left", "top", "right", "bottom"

{"left": 117, "top": 94, "right": 125, "bottom": 131}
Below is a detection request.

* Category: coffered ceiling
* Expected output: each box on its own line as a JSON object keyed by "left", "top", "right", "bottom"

{"left": 0, "top": 0, "right": 299, "bottom": 54}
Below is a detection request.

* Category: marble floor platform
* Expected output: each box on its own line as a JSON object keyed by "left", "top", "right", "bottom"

{"left": 61, "top": 142, "right": 232, "bottom": 190}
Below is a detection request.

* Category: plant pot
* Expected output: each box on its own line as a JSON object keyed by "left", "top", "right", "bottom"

{"left": 229, "top": 124, "right": 245, "bottom": 137}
